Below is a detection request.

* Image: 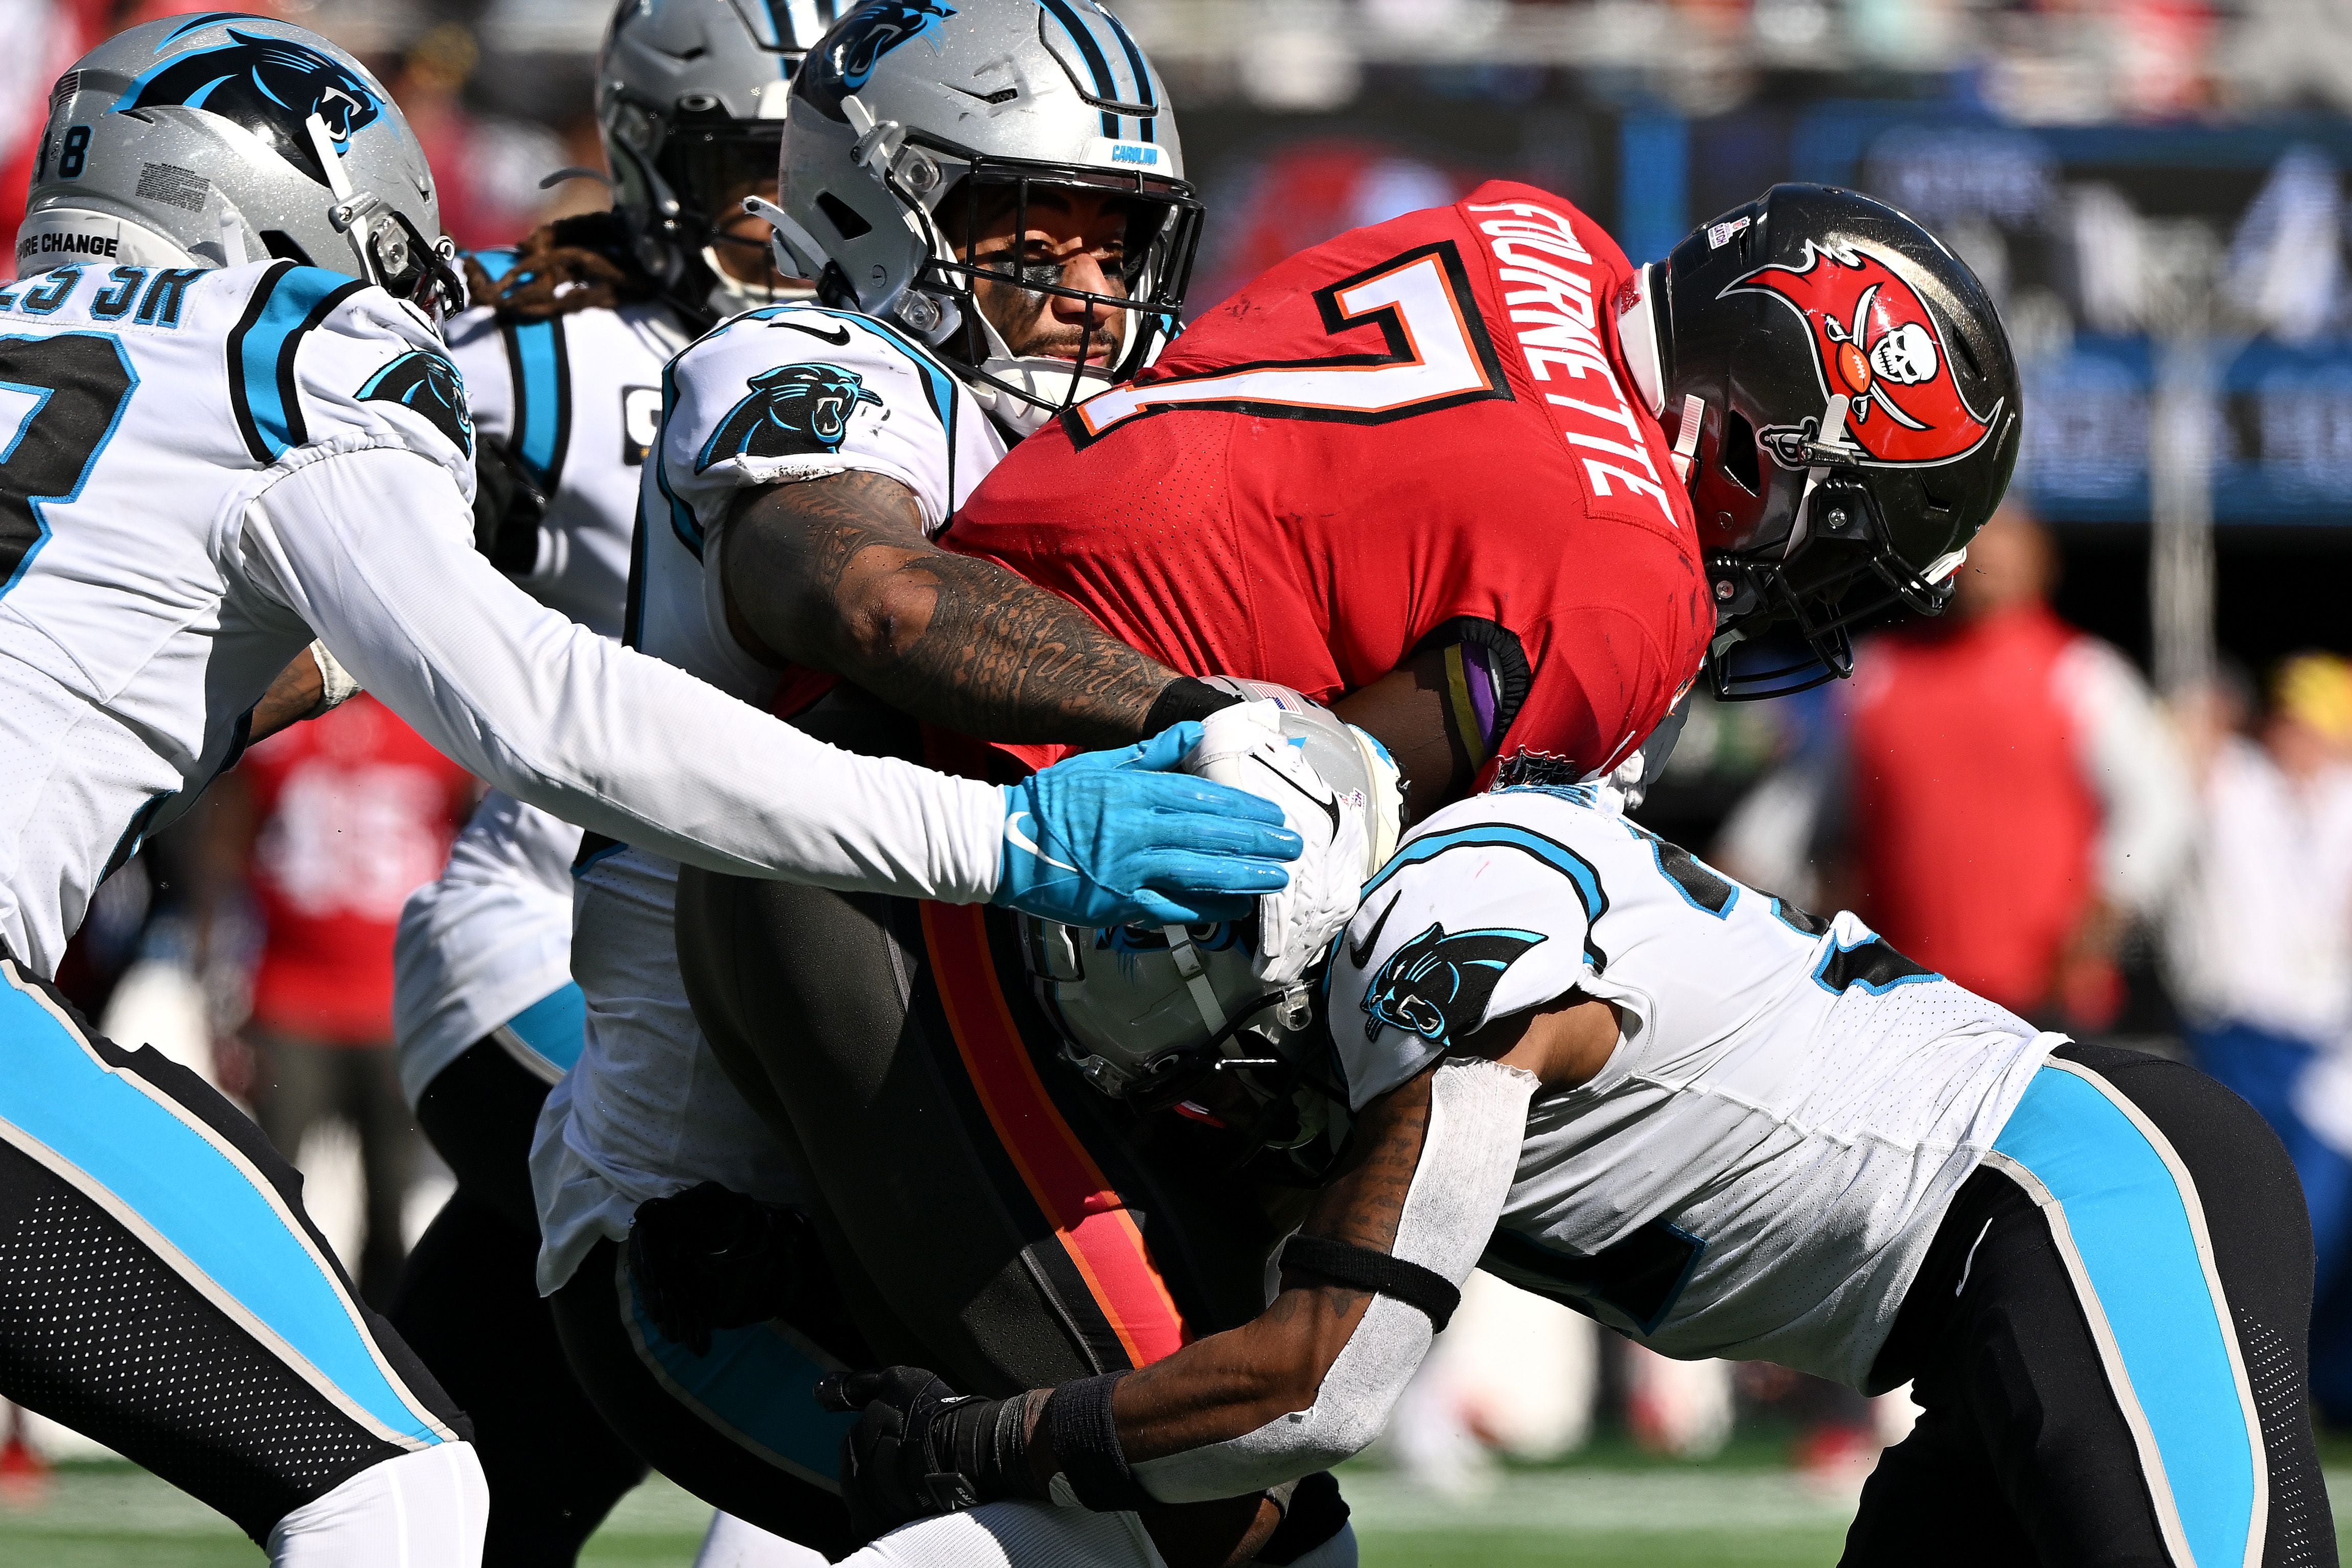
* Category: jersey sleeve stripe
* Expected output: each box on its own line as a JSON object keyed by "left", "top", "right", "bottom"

{"left": 501, "top": 314, "right": 571, "bottom": 489}
{"left": 226, "top": 263, "right": 366, "bottom": 463}
{"left": 468, "top": 249, "right": 522, "bottom": 288}
{"left": 1365, "top": 822, "right": 1612, "bottom": 971}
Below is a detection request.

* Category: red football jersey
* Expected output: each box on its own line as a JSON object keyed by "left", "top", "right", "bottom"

{"left": 947, "top": 179, "right": 1710, "bottom": 782}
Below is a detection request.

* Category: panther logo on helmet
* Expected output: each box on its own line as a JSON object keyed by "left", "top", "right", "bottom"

{"left": 698, "top": 363, "right": 885, "bottom": 469}
{"left": 1362, "top": 918, "right": 1546, "bottom": 1045}
{"left": 802, "top": 0, "right": 958, "bottom": 117}
{"left": 113, "top": 24, "right": 382, "bottom": 162}
{"left": 1725, "top": 239, "right": 2001, "bottom": 470}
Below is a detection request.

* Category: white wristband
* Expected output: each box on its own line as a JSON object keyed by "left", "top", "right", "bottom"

{"left": 309, "top": 638, "right": 362, "bottom": 712}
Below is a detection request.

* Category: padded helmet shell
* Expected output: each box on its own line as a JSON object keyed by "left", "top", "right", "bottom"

{"left": 1643, "top": 185, "right": 2021, "bottom": 696}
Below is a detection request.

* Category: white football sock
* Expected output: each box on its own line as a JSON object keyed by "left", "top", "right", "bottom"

{"left": 693, "top": 1509, "right": 829, "bottom": 1567}
{"left": 839, "top": 1502, "right": 1164, "bottom": 1568}
{"left": 266, "top": 1442, "right": 489, "bottom": 1566}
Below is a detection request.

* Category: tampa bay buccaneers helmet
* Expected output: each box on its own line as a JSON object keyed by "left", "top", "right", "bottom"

{"left": 1616, "top": 185, "right": 2021, "bottom": 698}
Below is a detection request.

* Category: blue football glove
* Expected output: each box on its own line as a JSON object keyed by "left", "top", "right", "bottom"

{"left": 996, "top": 722, "right": 1301, "bottom": 928}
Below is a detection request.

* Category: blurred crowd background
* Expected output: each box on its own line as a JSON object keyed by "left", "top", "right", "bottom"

{"left": 11, "top": 0, "right": 2352, "bottom": 1506}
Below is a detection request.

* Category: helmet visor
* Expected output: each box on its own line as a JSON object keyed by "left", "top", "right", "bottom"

{"left": 660, "top": 121, "right": 786, "bottom": 261}
{"left": 921, "top": 155, "right": 1202, "bottom": 412}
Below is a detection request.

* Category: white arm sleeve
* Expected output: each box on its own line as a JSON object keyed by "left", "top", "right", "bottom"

{"left": 1129, "top": 1057, "right": 1536, "bottom": 1503}
{"left": 242, "top": 446, "right": 1006, "bottom": 900}
{"left": 2054, "top": 638, "right": 2195, "bottom": 916}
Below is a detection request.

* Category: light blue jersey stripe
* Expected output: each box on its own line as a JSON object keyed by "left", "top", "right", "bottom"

{"left": 236, "top": 266, "right": 353, "bottom": 460}
{"left": 0, "top": 970, "right": 447, "bottom": 1446}
{"left": 1992, "top": 1063, "right": 2262, "bottom": 1568}
{"left": 500, "top": 981, "right": 586, "bottom": 1079}
{"left": 512, "top": 319, "right": 564, "bottom": 480}
{"left": 622, "top": 1255, "right": 854, "bottom": 1486}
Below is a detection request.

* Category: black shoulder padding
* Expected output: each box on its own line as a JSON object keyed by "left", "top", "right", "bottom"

{"left": 1280, "top": 1234, "right": 1461, "bottom": 1332}
{"left": 1042, "top": 1371, "right": 1154, "bottom": 1513}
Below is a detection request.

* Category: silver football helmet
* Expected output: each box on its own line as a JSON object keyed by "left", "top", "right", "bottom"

{"left": 1022, "top": 682, "right": 1400, "bottom": 1173}
{"left": 759, "top": 0, "right": 1200, "bottom": 433}
{"left": 600, "top": 0, "right": 840, "bottom": 326}
{"left": 20, "top": 16, "right": 459, "bottom": 315}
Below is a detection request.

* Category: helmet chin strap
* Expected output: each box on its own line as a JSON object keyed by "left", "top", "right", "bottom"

{"left": 1163, "top": 928, "right": 1232, "bottom": 1038}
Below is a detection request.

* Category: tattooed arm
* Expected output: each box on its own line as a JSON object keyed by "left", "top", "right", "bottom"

{"left": 717, "top": 471, "right": 1184, "bottom": 748}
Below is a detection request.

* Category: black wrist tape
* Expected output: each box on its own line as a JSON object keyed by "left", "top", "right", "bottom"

{"left": 1043, "top": 1370, "right": 1154, "bottom": 1512}
{"left": 937, "top": 1391, "right": 1045, "bottom": 1504}
{"left": 1279, "top": 1234, "right": 1462, "bottom": 1332}
{"left": 1143, "top": 677, "right": 1243, "bottom": 734}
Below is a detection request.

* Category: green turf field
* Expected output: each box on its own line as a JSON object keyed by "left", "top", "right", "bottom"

{"left": 0, "top": 1455, "right": 2330, "bottom": 1566}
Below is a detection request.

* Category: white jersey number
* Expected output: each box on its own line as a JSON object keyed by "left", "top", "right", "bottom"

{"left": 1069, "top": 241, "right": 1512, "bottom": 445}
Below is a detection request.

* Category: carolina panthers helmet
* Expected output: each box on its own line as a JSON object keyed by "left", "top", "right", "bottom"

{"left": 1616, "top": 184, "right": 2021, "bottom": 698}
{"left": 1022, "top": 682, "right": 1400, "bottom": 1177}
{"left": 20, "top": 16, "right": 459, "bottom": 316}
{"left": 765, "top": 0, "right": 1201, "bottom": 433}
{"left": 599, "top": 0, "right": 838, "bottom": 326}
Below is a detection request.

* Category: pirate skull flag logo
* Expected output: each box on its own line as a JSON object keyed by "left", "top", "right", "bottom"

{"left": 1724, "top": 239, "right": 2001, "bottom": 469}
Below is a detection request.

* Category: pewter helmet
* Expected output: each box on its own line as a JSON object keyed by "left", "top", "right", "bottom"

{"left": 1021, "top": 681, "right": 1400, "bottom": 1174}
{"left": 765, "top": 0, "right": 1200, "bottom": 432}
{"left": 599, "top": 0, "right": 843, "bottom": 325}
{"left": 20, "top": 15, "right": 458, "bottom": 314}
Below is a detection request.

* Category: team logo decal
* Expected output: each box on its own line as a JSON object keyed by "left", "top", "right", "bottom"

{"left": 1362, "top": 918, "right": 1547, "bottom": 1045}
{"left": 698, "top": 363, "right": 883, "bottom": 470}
{"left": 1725, "top": 240, "right": 2000, "bottom": 469}
{"left": 358, "top": 351, "right": 472, "bottom": 458}
{"left": 113, "top": 24, "right": 382, "bottom": 167}
{"left": 802, "top": 1, "right": 956, "bottom": 116}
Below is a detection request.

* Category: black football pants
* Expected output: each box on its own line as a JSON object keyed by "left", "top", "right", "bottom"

{"left": 1848, "top": 1043, "right": 2336, "bottom": 1567}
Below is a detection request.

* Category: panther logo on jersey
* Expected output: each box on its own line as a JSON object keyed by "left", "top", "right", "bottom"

{"left": 358, "top": 351, "right": 473, "bottom": 458}
{"left": 1362, "top": 917, "right": 1547, "bottom": 1045}
{"left": 113, "top": 24, "right": 383, "bottom": 180}
{"left": 698, "top": 364, "right": 883, "bottom": 469}
{"left": 1723, "top": 239, "right": 2001, "bottom": 470}
{"left": 800, "top": 1, "right": 956, "bottom": 118}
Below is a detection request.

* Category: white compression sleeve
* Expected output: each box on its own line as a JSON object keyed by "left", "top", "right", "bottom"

{"left": 242, "top": 447, "right": 1004, "bottom": 900}
{"left": 692, "top": 1510, "right": 828, "bottom": 1568}
{"left": 266, "top": 1442, "right": 489, "bottom": 1566}
{"left": 1132, "top": 1058, "right": 1536, "bottom": 1504}
{"left": 837, "top": 1502, "right": 1163, "bottom": 1568}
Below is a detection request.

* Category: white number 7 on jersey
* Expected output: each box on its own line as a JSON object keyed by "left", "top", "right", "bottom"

{"left": 1067, "top": 241, "right": 1512, "bottom": 446}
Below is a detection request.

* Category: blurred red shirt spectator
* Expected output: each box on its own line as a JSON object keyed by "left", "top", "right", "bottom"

{"left": 1842, "top": 506, "right": 2192, "bottom": 1026}
{"left": 239, "top": 695, "right": 474, "bottom": 1042}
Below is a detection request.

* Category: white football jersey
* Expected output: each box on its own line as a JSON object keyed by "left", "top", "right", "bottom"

{"left": 632, "top": 302, "right": 1007, "bottom": 700}
{"left": 0, "top": 259, "right": 472, "bottom": 975}
{"left": 393, "top": 278, "right": 694, "bottom": 1103}
{"left": 538, "top": 302, "right": 1008, "bottom": 1294}
{"left": 1329, "top": 785, "right": 2053, "bottom": 1390}
{"left": 0, "top": 257, "right": 1007, "bottom": 983}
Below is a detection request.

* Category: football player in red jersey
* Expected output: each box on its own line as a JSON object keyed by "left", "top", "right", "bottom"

{"left": 675, "top": 182, "right": 2019, "bottom": 1566}
{"left": 948, "top": 180, "right": 1711, "bottom": 808}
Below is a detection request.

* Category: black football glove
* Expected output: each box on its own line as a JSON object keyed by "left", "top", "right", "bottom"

{"left": 817, "top": 1366, "right": 1041, "bottom": 1543}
